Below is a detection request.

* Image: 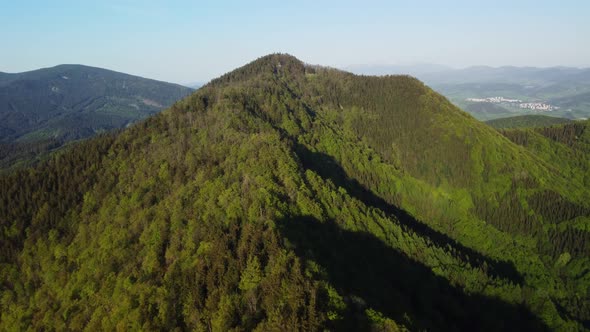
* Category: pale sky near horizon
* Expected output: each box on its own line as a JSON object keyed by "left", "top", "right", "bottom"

{"left": 1, "top": 0, "right": 589, "bottom": 84}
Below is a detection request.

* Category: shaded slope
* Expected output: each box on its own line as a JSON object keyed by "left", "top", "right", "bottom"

{"left": 1, "top": 54, "right": 588, "bottom": 330}
{"left": 279, "top": 217, "right": 547, "bottom": 331}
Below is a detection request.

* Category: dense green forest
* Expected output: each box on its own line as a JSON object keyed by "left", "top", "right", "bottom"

{"left": 1, "top": 54, "right": 589, "bottom": 331}
{"left": 485, "top": 115, "right": 573, "bottom": 129}
{"left": 0, "top": 139, "right": 62, "bottom": 172}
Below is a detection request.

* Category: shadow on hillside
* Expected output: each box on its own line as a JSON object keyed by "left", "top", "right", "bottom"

{"left": 294, "top": 143, "right": 524, "bottom": 284}
{"left": 277, "top": 216, "right": 549, "bottom": 331}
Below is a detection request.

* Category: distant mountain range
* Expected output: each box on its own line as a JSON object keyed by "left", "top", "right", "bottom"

{"left": 0, "top": 64, "right": 193, "bottom": 143}
{"left": 346, "top": 63, "right": 590, "bottom": 84}
{"left": 346, "top": 64, "right": 590, "bottom": 121}
{"left": 345, "top": 63, "right": 453, "bottom": 77}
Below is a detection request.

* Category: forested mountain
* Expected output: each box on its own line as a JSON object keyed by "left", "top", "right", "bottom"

{"left": 0, "top": 65, "right": 192, "bottom": 169}
{"left": 1, "top": 54, "right": 589, "bottom": 331}
{"left": 485, "top": 115, "right": 573, "bottom": 129}
{"left": 0, "top": 64, "right": 192, "bottom": 142}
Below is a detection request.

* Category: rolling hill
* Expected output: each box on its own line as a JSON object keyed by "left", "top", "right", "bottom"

{"left": 0, "top": 64, "right": 192, "bottom": 169}
{"left": 0, "top": 64, "right": 193, "bottom": 142}
{"left": 1, "top": 54, "right": 589, "bottom": 330}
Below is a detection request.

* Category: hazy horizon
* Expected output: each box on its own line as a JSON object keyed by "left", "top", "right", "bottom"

{"left": 2, "top": 0, "right": 589, "bottom": 84}
{"left": 3, "top": 61, "right": 590, "bottom": 87}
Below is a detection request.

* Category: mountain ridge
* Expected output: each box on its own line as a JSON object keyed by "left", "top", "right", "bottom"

{"left": 0, "top": 64, "right": 180, "bottom": 84}
{"left": 0, "top": 64, "right": 193, "bottom": 141}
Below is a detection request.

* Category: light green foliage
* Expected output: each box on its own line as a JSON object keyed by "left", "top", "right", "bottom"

{"left": 555, "top": 252, "right": 572, "bottom": 268}
{"left": 325, "top": 285, "right": 346, "bottom": 321}
{"left": 239, "top": 257, "right": 262, "bottom": 291}
{"left": 366, "top": 308, "right": 405, "bottom": 332}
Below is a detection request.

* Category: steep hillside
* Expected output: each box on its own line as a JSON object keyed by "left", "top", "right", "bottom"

{"left": 1, "top": 54, "right": 589, "bottom": 330}
{"left": 485, "top": 115, "right": 573, "bottom": 129}
{"left": 0, "top": 64, "right": 192, "bottom": 143}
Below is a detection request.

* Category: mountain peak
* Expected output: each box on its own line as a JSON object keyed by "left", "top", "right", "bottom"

{"left": 209, "top": 53, "right": 307, "bottom": 86}
{"left": 241, "top": 53, "right": 304, "bottom": 71}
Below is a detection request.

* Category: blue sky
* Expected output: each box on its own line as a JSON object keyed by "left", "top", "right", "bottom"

{"left": 1, "top": 0, "right": 589, "bottom": 83}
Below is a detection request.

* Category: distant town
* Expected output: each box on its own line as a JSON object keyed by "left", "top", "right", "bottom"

{"left": 467, "top": 97, "right": 522, "bottom": 103}
{"left": 466, "top": 97, "right": 559, "bottom": 111}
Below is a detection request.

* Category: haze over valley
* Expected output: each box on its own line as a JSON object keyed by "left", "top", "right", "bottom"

{"left": 347, "top": 64, "right": 590, "bottom": 120}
